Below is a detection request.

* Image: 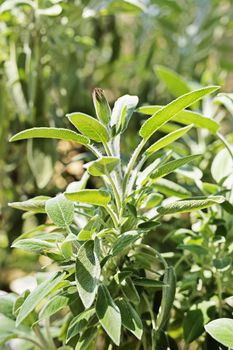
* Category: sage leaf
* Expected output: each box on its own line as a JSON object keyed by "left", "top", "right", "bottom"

{"left": 96, "top": 284, "right": 121, "bottom": 345}
{"left": 67, "top": 112, "right": 109, "bottom": 143}
{"left": 12, "top": 238, "right": 55, "bottom": 254}
{"left": 157, "top": 196, "right": 225, "bottom": 215}
{"left": 9, "top": 127, "right": 89, "bottom": 144}
{"left": 86, "top": 157, "right": 120, "bottom": 176}
{"left": 116, "top": 299, "right": 143, "bottom": 340}
{"left": 138, "top": 106, "right": 219, "bottom": 134}
{"left": 157, "top": 266, "right": 176, "bottom": 331}
{"left": 154, "top": 178, "right": 191, "bottom": 199}
{"left": 9, "top": 196, "right": 50, "bottom": 213}
{"left": 45, "top": 194, "right": 74, "bottom": 228}
{"left": 65, "top": 189, "right": 111, "bottom": 207}
{"left": 39, "top": 295, "right": 69, "bottom": 320}
{"left": 111, "top": 94, "right": 139, "bottom": 133}
{"left": 16, "top": 272, "right": 65, "bottom": 326}
{"left": 151, "top": 154, "right": 201, "bottom": 180}
{"left": 146, "top": 124, "right": 193, "bottom": 155}
{"left": 183, "top": 309, "right": 204, "bottom": 343}
{"left": 66, "top": 308, "right": 95, "bottom": 342}
{"left": 76, "top": 240, "right": 101, "bottom": 309}
{"left": 112, "top": 231, "right": 141, "bottom": 256}
{"left": 139, "top": 85, "right": 219, "bottom": 139}
{"left": 205, "top": 318, "right": 233, "bottom": 349}
{"left": 155, "top": 65, "right": 191, "bottom": 97}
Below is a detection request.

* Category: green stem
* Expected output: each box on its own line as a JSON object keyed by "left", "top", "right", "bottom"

{"left": 45, "top": 318, "right": 56, "bottom": 350}
{"left": 103, "top": 142, "right": 113, "bottom": 157}
{"left": 123, "top": 139, "right": 146, "bottom": 195}
{"left": 143, "top": 293, "right": 156, "bottom": 349}
{"left": 105, "top": 205, "right": 118, "bottom": 228}
{"left": 18, "top": 334, "right": 44, "bottom": 350}
{"left": 106, "top": 171, "right": 121, "bottom": 216}
{"left": 33, "top": 325, "right": 49, "bottom": 349}
{"left": 215, "top": 271, "right": 223, "bottom": 316}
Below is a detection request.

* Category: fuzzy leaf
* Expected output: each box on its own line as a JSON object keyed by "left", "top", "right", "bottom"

{"left": 9, "top": 196, "right": 50, "bottom": 213}
{"left": 86, "top": 157, "right": 120, "bottom": 176}
{"left": 154, "top": 178, "right": 191, "bottom": 199}
{"left": 205, "top": 318, "right": 233, "bottom": 349}
{"left": 156, "top": 65, "right": 191, "bottom": 97}
{"left": 76, "top": 240, "right": 101, "bottom": 309}
{"left": 39, "top": 295, "right": 69, "bottom": 320}
{"left": 16, "top": 272, "right": 65, "bottom": 326}
{"left": 67, "top": 308, "right": 95, "bottom": 342}
{"left": 67, "top": 112, "right": 109, "bottom": 143}
{"left": 151, "top": 154, "right": 201, "bottom": 180}
{"left": 116, "top": 299, "right": 143, "bottom": 340}
{"left": 138, "top": 106, "right": 219, "bottom": 134}
{"left": 12, "top": 238, "right": 55, "bottom": 254}
{"left": 157, "top": 196, "right": 225, "bottom": 215}
{"left": 45, "top": 194, "right": 74, "bottom": 228}
{"left": 111, "top": 94, "right": 139, "bottom": 133}
{"left": 9, "top": 127, "right": 89, "bottom": 144}
{"left": 65, "top": 189, "right": 111, "bottom": 207}
{"left": 112, "top": 231, "right": 141, "bottom": 256}
{"left": 139, "top": 86, "right": 219, "bottom": 138}
{"left": 146, "top": 124, "right": 193, "bottom": 155}
{"left": 96, "top": 285, "right": 121, "bottom": 345}
{"left": 183, "top": 309, "right": 204, "bottom": 343}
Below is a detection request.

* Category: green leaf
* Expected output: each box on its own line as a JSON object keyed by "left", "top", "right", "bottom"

{"left": 213, "top": 256, "right": 232, "bottom": 271}
{"left": 183, "top": 310, "right": 204, "bottom": 343}
{"left": 111, "top": 94, "right": 139, "bottom": 133}
{"left": 138, "top": 106, "right": 219, "bottom": 134}
{"left": 151, "top": 154, "right": 201, "bottom": 180}
{"left": 146, "top": 125, "right": 193, "bottom": 155}
{"left": 211, "top": 148, "right": 233, "bottom": 183}
{"left": 155, "top": 65, "right": 191, "bottom": 97}
{"left": 116, "top": 299, "right": 143, "bottom": 340}
{"left": 92, "top": 88, "right": 111, "bottom": 125}
{"left": 9, "top": 196, "right": 50, "bottom": 213}
{"left": 157, "top": 196, "right": 225, "bottom": 215}
{"left": 75, "top": 327, "right": 97, "bottom": 350}
{"left": 86, "top": 157, "right": 120, "bottom": 176}
{"left": 16, "top": 272, "right": 65, "bottom": 326}
{"left": 9, "top": 127, "right": 89, "bottom": 144}
{"left": 96, "top": 285, "right": 121, "bottom": 345}
{"left": 67, "top": 112, "right": 109, "bottom": 143}
{"left": 39, "top": 295, "right": 69, "bottom": 320}
{"left": 205, "top": 318, "right": 233, "bottom": 349}
{"left": 112, "top": 231, "right": 141, "bottom": 256}
{"left": 77, "top": 216, "right": 99, "bottom": 241}
{"left": 76, "top": 240, "right": 101, "bottom": 309}
{"left": 66, "top": 308, "right": 95, "bottom": 342}
{"left": 157, "top": 266, "right": 176, "bottom": 331}
{"left": 65, "top": 189, "right": 111, "bottom": 207}
{"left": 0, "top": 294, "right": 15, "bottom": 319}
{"left": 45, "top": 194, "right": 74, "bottom": 228}
{"left": 139, "top": 86, "right": 219, "bottom": 139}
{"left": 12, "top": 238, "right": 55, "bottom": 254}
{"left": 154, "top": 178, "right": 191, "bottom": 199}
{"left": 121, "top": 277, "right": 140, "bottom": 305}
{"left": 178, "top": 244, "right": 208, "bottom": 256}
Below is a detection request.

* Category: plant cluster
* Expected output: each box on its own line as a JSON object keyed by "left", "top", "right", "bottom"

{"left": 1, "top": 86, "right": 233, "bottom": 350}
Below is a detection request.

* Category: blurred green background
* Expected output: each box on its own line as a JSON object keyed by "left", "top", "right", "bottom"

{"left": 1, "top": 0, "right": 233, "bottom": 290}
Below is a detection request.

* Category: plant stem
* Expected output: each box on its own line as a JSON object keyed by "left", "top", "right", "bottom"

{"left": 18, "top": 334, "right": 44, "bottom": 350}
{"left": 33, "top": 325, "right": 49, "bottom": 349}
{"left": 103, "top": 142, "right": 113, "bottom": 157}
{"left": 106, "top": 171, "right": 121, "bottom": 216}
{"left": 45, "top": 318, "right": 56, "bottom": 350}
{"left": 215, "top": 271, "right": 223, "bottom": 316}
{"left": 105, "top": 205, "right": 118, "bottom": 228}
{"left": 143, "top": 293, "right": 156, "bottom": 349}
{"left": 123, "top": 139, "right": 146, "bottom": 195}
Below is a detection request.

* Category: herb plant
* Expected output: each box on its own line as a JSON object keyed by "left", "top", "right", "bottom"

{"left": 1, "top": 86, "right": 231, "bottom": 350}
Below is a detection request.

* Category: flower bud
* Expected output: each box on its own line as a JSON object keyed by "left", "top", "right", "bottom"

{"left": 92, "top": 88, "right": 111, "bottom": 125}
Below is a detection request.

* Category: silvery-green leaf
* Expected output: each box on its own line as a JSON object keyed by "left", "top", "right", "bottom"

{"left": 65, "top": 189, "right": 111, "bottom": 207}
{"left": 45, "top": 194, "right": 74, "bottom": 228}
{"left": 116, "top": 299, "right": 143, "bottom": 340}
{"left": 111, "top": 94, "right": 139, "bottom": 133}
{"left": 86, "top": 157, "right": 120, "bottom": 176}
{"left": 9, "top": 196, "right": 50, "bottom": 213}
{"left": 205, "top": 318, "right": 233, "bottom": 349}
